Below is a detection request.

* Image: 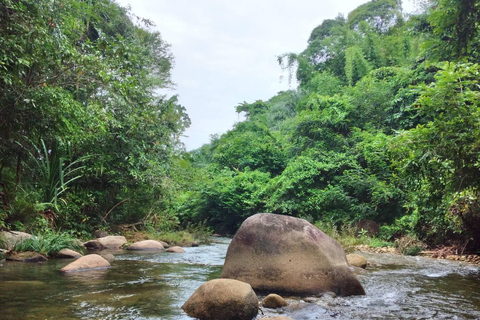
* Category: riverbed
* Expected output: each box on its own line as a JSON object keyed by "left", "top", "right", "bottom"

{"left": 0, "top": 237, "right": 479, "bottom": 319}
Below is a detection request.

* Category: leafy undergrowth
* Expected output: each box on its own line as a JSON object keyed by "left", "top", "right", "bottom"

{"left": 13, "top": 232, "right": 85, "bottom": 257}
{"left": 314, "top": 221, "right": 394, "bottom": 254}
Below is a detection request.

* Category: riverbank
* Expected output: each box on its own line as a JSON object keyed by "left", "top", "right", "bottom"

{"left": 354, "top": 244, "right": 480, "bottom": 266}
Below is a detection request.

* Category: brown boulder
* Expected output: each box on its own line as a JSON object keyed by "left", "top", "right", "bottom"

{"left": 346, "top": 254, "right": 367, "bottom": 269}
{"left": 262, "top": 293, "right": 288, "bottom": 308}
{"left": 57, "top": 249, "right": 83, "bottom": 259}
{"left": 7, "top": 251, "right": 47, "bottom": 263}
{"left": 60, "top": 254, "right": 110, "bottom": 272}
{"left": 182, "top": 279, "right": 258, "bottom": 320}
{"left": 221, "top": 213, "right": 365, "bottom": 296}
{"left": 166, "top": 246, "right": 185, "bottom": 253}
{"left": 126, "top": 240, "right": 164, "bottom": 251}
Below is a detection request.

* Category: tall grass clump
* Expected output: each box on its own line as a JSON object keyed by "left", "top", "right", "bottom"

{"left": 13, "top": 231, "right": 84, "bottom": 257}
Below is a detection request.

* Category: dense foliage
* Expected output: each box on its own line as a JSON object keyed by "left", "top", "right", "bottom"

{"left": 0, "top": 0, "right": 189, "bottom": 236}
{"left": 173, "top": 0, "right": 480, "bottom": 252}
{"left": 2, "top": 0, "right": 480, "bottom": 252}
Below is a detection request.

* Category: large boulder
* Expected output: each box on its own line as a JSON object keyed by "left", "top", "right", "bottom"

{"left": 182, "top": 279, "right": 258, "bottom": 320}
{"left": 0, "top": 231, "right": 32, "bottom": 250}
{"left": 127, "top": 240, "right": 164, "bottom": 251}
{"left": 221, "top": 213, "right": 365, "bottom": 296}
{"left": 60, "top": 254, "right": 110, "bottom": 272}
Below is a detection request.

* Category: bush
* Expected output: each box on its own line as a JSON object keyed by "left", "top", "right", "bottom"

{"left": 13, "top": 231, "right": 85, "bottom": 257}
{"left": 395, "top": 235, "right": 426, "bottom": 256}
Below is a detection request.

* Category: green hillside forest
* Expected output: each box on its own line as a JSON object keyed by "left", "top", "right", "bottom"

{"left": 1, "top": 0, "right": 480, "bottom": 252}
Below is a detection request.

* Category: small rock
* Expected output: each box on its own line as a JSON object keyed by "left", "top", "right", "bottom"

{"left": 94, "top": 230, "right": 109, "bottom": 238}
{"left": 212, "top": 234, "right": 222, "bottom": 237}
{"left": 166, "top": 246, "right": 185, "bottom": 253}
{"left": 191, "top": 242, "right": 199, "bottom": 247}
{"left": 263, "top": 317, "right": 294, "bottom": 320}
{"left": 346, "top": 254, "right": 367, "bottom": 269}
{"left": 262, "top": 293, "right": 288, "bottom": 308}
{"left": 84, "top": 239, "right": 103, "bottom": 250}
{"left": 7, "top": 251, "right": 47, "bottom": 263}
{"left": 159, "top": 241, "right": 170, "bottom": 248}
{"left": 101, "top": 253, "right": 115, "bottom": 263}
{"left": 60, "top": 254, "right": 110, "bottom": 272}
{"left": 182, "top": 279, "right": 258, "bottom": 320}
{"left": 127, "top": 240, "right": 164, "bottom": 251}
{"left": 57, "top": 249, "right": 83, "bottom": 259}
{"left": 321, "top": 291, "right": 337, "bottom": 299}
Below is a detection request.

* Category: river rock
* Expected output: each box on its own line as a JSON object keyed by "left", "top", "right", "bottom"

{"left": 83, "top": 239, "right": 103, "bottom": 250}
{"left": 60, "top": 254, "right": 110, "bottom": 272}
{"left": 7, "top": 251, "right": 47, "bottom": 263}
{"left": 0, "top": 231, "right": 32, "bottom": 250}
{"left": 159, "top": 240, "right": 170, "bottom": 248}
{"left": 126, "top": 240, "right": 164, "bottom": 250}
{"left": 221, "top": 213, "right": 365, "bottom": 296}
{"left": 182, "top": 279, "right": 258, "bottom": 320}
{"left": 94, "top": 230, "right": 109, "bottom": 238}
{"left": 346, "top": 254, "right": 367, "bottom": 269}
{"left": 57, "top": 249, "right": 83, "bottom": 259}
{"left": 262, "top": 293, "right": 288, "bottom": 308}
{"left": 166, "top": 246, "right": 185, "bottom": 253}
{"left": 101, "top": 253, "right": 115, "bottom": 263}
{"left": 97, "top": 236, "right": 127, "bottom": 249}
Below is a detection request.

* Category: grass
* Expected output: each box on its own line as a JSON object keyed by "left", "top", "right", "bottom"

{"left": 13, "top": 231, "right": 85, "bottom": 257}
{"left": 314, "top": 220, "right": 394, "bottom": 253}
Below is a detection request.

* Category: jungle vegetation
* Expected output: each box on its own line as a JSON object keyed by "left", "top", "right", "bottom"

{"left": 1, "top": 0, "right": 479, "bottom": 252}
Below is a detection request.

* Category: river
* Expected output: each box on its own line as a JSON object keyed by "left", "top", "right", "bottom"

{"left": 0, "top": 237, "right": 479, "bottom": 319}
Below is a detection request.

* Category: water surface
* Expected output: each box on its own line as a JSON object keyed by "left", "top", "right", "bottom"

{"left": 0, "top": 238, "right": 479, "bottom": 319}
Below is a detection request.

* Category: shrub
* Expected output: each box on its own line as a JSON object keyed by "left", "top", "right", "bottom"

{"left": 13, "top": 231, "right": 85, "bottom": 257}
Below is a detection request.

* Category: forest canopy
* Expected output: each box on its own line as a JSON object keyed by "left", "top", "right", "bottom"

{"left": 1, "top": 0, "right": 480, "bottom": 252}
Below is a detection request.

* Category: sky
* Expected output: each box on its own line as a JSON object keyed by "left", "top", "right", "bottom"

{"left": 114, "top": 0, "right": 416, "bottom": 151}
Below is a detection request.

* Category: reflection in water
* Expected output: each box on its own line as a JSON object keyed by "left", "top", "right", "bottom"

{"left": 0, "top": 237, "right": 479, "bottom": 320}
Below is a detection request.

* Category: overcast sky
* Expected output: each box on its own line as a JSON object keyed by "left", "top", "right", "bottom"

{"left": 114, "top": 0, "right": 416, "bottom": 151}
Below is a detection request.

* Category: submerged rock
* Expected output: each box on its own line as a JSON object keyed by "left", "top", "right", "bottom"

{"left": 262, "top": 293, "right": 288, "bottom": 308}
{"left": 127, "top": 240, "right": 164, "bottom": 250}
{"left": 166, "top": 246, "right": 185, "bottom": 253}
{"left": 182, "top": 279, "right": 258, "bottom": 320}
{"left": 60, "top": 254, "right": 110, "bottom": 272}
{"left": 221, "top": 213, "right": 365, "bottom": 296}
{"left": 347, "top": 253, "right": 367, "bottom": 269}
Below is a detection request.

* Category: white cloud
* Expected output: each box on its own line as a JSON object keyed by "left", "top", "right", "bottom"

{"left": 115, "top": 0, "right": 416, "bottom": 150}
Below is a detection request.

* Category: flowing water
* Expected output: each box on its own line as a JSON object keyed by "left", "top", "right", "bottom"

{"left": 0, "top": 238, "right": 479, "bottom": 320}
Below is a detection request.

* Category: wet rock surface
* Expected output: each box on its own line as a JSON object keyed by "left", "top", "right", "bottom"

{"left": 221, "top": 213, "right": 365, "bottom": 296}
{"left": 182, "top": 278, "right": 258, "bottom": 320}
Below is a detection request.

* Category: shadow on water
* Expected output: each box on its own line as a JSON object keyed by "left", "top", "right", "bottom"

{"left": 0, "top": 237, "right": 479, "bottom": 320}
